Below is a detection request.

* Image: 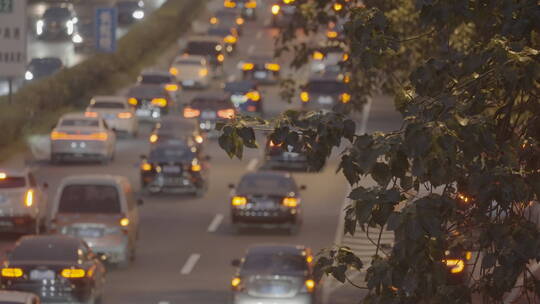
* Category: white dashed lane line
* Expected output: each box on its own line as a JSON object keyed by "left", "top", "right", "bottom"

{"left": 248, "top": 45, "right": 255, "bottom": 54}
{"left": 246, "top": 157, "right": 258, "bottom": 171}
{"left": 207, "top": 214, "right": 224, "bottom": 232}
{"left": 180, "top": 254, "right": 201, "bottom": 275}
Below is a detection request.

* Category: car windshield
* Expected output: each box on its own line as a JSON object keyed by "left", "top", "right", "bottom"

{"left": 149, "top": 145, "right": 193, "bottom": 161}
{"left": 0, "top": 177, "right": 26, "bottom": 189}
{"left": 140, "top": 75, "right": 172, "bottom": 84}
{"left": 117, "top": 1, "right": 139, "bottom": 9}
{"left": 76, "top": 23, "right": 94, "bottom": 36}
{"left": 243, "top": 252, "right": 307, "bottom": 272}
{"left": 238, "top": 175, "right": 294, "bottom": 193}
{"left": 190, "top": 98, "right": 232, "bottom": 110}
{"left": 58, "top": 185, "right": 121, "bottom": 214}
{"left": 29, "top": 59, "right": 62, "bottom": 74}
{"left": 306, "top": 80, "right": 347, "bottom": 94}
{"left": 91, "top": 101, "right": 126, "bottom": 109}
{"left": 185, "top": 42, "right": 219, "bottom": 55}
{"left": 43, "top": 7, "right": 70, "bottom": 19}
{"left": 128, "top": 85, "right": 165, "bottom": 98}
{"left": 208, "top": 28, "right": 230, "bottom": 37}
{"left": 11, "top": 239, "right": 77, "bottom": 262}
{"left": 224, "top": 82, "right": 254, "bottom": 93}
{"left": 60, "top": 119, "right": 99, "bottom": 127}
{"left": 174, "top": 59, "right": 202, "bottom": 65}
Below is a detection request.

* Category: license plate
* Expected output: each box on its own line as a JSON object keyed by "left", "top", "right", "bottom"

{"left": 254, "top": 71, "right": 267, "bottom": 79}
{"left": 30, "top": 270, "right": 55, "bottom": 280}
{"left": 318, "top": 96, "right": 333, "bottom": 104}
{"left": 255, "top": 201, "right": 275, "bottom": 209}
{"left": 163, "top": 165, "right": 181, "bottom": 174}
{"left": 283, "top": 152, "right": 300, "bottom": 160}
{"left": 183, "top": 80, "right": 195, "bottom": 86}
{"left": 201, "top": 111, "right": 216, "bottom": 119}
{"left": 104, "top": 114, "right": 116, "bottom": 119}
{"left": 78, "top": 228, "right": 102, "bottom": 238}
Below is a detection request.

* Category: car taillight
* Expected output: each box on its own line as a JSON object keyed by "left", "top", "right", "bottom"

{"left": 300, "top": 91, "right": 309, "bottom": 102}
{"left": 61, "top": 268, "right": 86, "bottom": 278}
{"left": 152, "top": 98, "right": 168, "bottom": 107}
{"left": 271, "top": 4, "right": 280, "bottom": 15}
{"left": 165, "top": 84, "right": 179, "bottom": 92}
{"left": 149, "top": 134, "right": 158, "bottom": 143}
{"left": 242, "top": 62, "right": 254, "bottom": 71}
{"left": 85, "top": 111, "right": 98, "bottom": 118}
{"left": 224, "top": 0, "right": 236, "bottom": 8}
{"left": 340, "top": 93, "right": 351, "bottom": 104}
{"left": 50, "top": 131, "right": 69, "bottom": 140}
{"left": 231, "top": 196, "right": 247, "bottom": 206}
{"left": 90, "top": 132, "right": 108, "bottom": 141}
{"left": 217, "top": 109, "right": 235, "bottom": 119}
{"left": 245, "top": 91, "right": 261, "bottom": 101}
{"left": 183, "top": 107, "right": 200, "bottom": 118}
{"left": 282, "top": 197, "right": 298, "bottom": 207}
{"left": 245, "top": 0, "right": 256, "bottom": 8}
{"left": 236, "top": 17, "right": 244, "bottom": 25}
{"left": 445, "top": 259, "right": 465, "bottom": 274}
{"left": 195, "top": 135, "right": 204, "bottom": 144}
{"left": 210, "top": 17, "right": 218, "bottom": 24}
{"left": 128, "top": 97, "right": 138, "bottom": 105}
{"left": 169, "top": 67, "right": 179, "bottom": 75}
{"left": 120, "top": 217, "right": 130, "bottom": 227}
{"left": 333, "top": 2, "right": 343, "bottom": 11}
{"left": 191, "top": 164, "right": 202, "bottom": 172}
{"left": 265, "top": 63, "right": 280, "bottom": 71}
{"left": 269, "top": 140, "right": 282, "bottom": 147}
{"left": 231, "top": 277, "right": 242, "bottom": 290}
{"left": 199, "top": 68, "right": 209, "bottom": 77}
{"left": 1, "top": 268, "right": 23, "bottom": 278}
{"left": 117, "top": 112, "right": 133, "bottom": 119}
{"left": 305, "top": 279, "right": 315, "bottom": 292}
{"left": 217, "top": 54, "right": 225, "bottom": 63}
{"left": 313, "top": 51, "right": 324, "bottom": 60}
{"left": 141, "top": 163, "right": 152, "bottom": 171}
{"left": 24, "top": 189, "right": 34, "bottom": 207}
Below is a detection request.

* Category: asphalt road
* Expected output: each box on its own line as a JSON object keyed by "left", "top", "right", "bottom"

{"left": 0, "top": 1, "right": 403, "bottom": 303}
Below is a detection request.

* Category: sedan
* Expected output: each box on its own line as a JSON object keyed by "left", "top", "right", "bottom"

{"left": 140, "top": 140, "right": 209, "bottom": 195}
{"left": 210, "top": 9, "right": 245, "bottom": 35}
{"left": 50, "top": 112, "right": 116, "bottom": 164}
{"left": 231, "top": 244, "right": 316, "bottom": 304}
{"left": 240, "top": 55, "right": 281, "bottom": 84}
{"left": 24, "top": 57, "right": 63, "bottom": 82}
{"left": 85, "top": 96, "right": 139, "bottom": 137}
{"left": 223, "top": 0, "right": 258, "bottom": 20}
{"left": 148, "top": 116, "right": 204, "bottom": 148}
{"left": 137, "top": 69, "right": 179, "bottom": 98}
{"left": 183, "top": 94, "right": 236, "bottom": 137}
{"left": 183, "top": 36, "right": 226, "bottom": 72}
{"left": 126, "top": 84, "right": 174, "bottom": 121}
{"left": 224, "top": 80, "right": 263, "bottom": 115}
{"left": 207, "top": 26, "right": 240, "bottom": 54}
{"left": 0, "top": 235, "right": 106, "bottom": 304}
{"left": 229, "top": 171, "right": 306, "bottom": 234}
{"left": 300, "top": 77, "right": 350, "bottom": 111}
{"left": 169, "top": 55, "right": 211, "bottom": 89}
{"left": 117, "top": 0, "right": 145, "bottom": 25}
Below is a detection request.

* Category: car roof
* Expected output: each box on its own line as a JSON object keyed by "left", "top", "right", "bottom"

{"left": 60, "top": 112, "right": 99, "bottom": 120}
{"left": 173, "top": 54, "right": 206, "bottom": 62}
{"left": 247, "top": 244, "right": 307, "bottom": 255}
{"left": 242, "top": 170, "right": 291, "bottom": 180}
{"left": 60, "top": 174, "right": 127, "bottom": 186}
{"left": 17, "top": 234, "right": 81, "bottom": 249}
{"left": 29, "top": 57, "right": 62, "bottom": 64}
{"left": 186, "top": 35, "right": 223, "bottom": 43}
{"left": 0, "top": 168, "right": 28, "bottom": 177}
{"left": 0, "top": 290, "right": 37, "bottom": 301}
{"left": 192, "top": 92, "right": 229, "bottom": 101}
{"left": 91, "top": 96, "right": 127, "bottom": 103}
{"left": 224, "top": 80, "right": 256, "bottom": 91}
{"left": 140, "top": 69, "right": 173, "bottom": 77}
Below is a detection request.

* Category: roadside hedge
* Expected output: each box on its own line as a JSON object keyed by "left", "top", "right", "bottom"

{"left": 0, "top": 0, "right": 205, "bottom": 152}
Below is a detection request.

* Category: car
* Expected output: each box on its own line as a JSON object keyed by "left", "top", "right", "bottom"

{"left": 85, "top": 96, "right": 139, "bottom": 137}
{"left": 228, "top": 171, "right": 305, "bottom": 233}
{"left": 224, "top": 81, "right": 263, "bottom": 114}
{"left": 262, "top": 137, "right": 327, "bottom": 172}
{"left": 137, "top": 69, "right": 179, "bottom": 98}
{"left": 24, "top": 57, "right": 63, "bottom": 82}
{"left": 209, "top": 9, "right": 245, "bottom": 35}
{"left": 223, "top": 0, "right": 258, "bottom": 20}
{"left": 36, "top": 5, "right": 77, "bottom": 39}
{"left": 230, "top": 244, "right": 316, "bottom": 304}
{"left": 310, "top": 46, "right": 349, "bottom": 74}
{"left": 0, "top": 169, "right": 48, "bottom": 234}
{"left": 326, "top": 19, "right": 346, "bottom": 41}
{"left": 299, "top": 77, "right": 350, "bottom": 111}
{"left": 169, "top": 55, "right": 211, "bottom": 89}
{"left": 239, "top": 55, "right": 281, "bottom": 84}
{"left": 116, "top": 0, "right": 145, "bottom": 24}
{"left": 50, "top": 175, "right": 142, "bottom": 267}
{"left": 183, "top": 94, "right": 236, "bottom": 137}
{"left": 183, "top": 36, "right": 226, "bottom": 73}
{"left": 72, "top": 20, "right": 95, "bottom": 53}
{"left": 270, "top": 0, "right": 297, "bottom": 28}
{"left": 0, "top": 291, "right": 40, "bottom": 304}
{"left": 148, "top": 116, "right": 205, "bottom": 148}
{"left": 207, "top": 26, "right": 239, "bottom": 54}
{"left": 50, "top": 112, "right": 117, "bottom": 164}
{"left": 0, "top": 235, "right": 106, "bottom": 303}
{"left": 126, "top": 84, "right": 175, "bottom": 121}
{"left": 140, "top": 140, "right": 209, "bottom": 195}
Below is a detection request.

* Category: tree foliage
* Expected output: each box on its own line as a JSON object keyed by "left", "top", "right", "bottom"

{"left": 219, "top": 0, "right": 540, "bottom": 302}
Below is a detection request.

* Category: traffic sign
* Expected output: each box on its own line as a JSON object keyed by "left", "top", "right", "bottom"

{"left": 0, "top": 0, "right": 26, "bottom": 78}
{"left": 95, "top": 7, "right": 117, "bottom": 53}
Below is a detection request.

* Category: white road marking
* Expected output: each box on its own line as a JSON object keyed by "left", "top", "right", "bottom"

{"left": 180, "top": 254, "right": 201, "bottom": 275}
{"left": 248, "top": 45, "right": 255, "bottom": 54}
{"left": 359, "top": 96, "right": 373, "bottom": 135}
{"left": 227, "top": 75, "right": 236, "bottom": 82}
{"left": 158, "top": 302, "right": 169, "bottom": 304}
{"left": 256, "top": 31, "right": 263, "bottom": 40}
{"left": 247, "top": 158, "right": 258, "bottom": 171}
{"left": 207, "top": 214, "right": 224, "bottom": 232}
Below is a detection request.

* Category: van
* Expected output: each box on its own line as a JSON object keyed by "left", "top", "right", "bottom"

{"left": 49, "top": 175, "right": 142, "bottom": 267}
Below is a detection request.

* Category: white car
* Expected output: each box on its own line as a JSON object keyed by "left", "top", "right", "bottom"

{"left": 50, "top": 113, "right": 116, "bottom": 164}
{"left": 85, "top": 96, "right": 139, "bottom": 136}
{"left": 169, "top": 55, "right": 211, "bottom": 89}
{"left": 0, "top": 169, "right": 48, "bottom": 234}
{"left": 0, "top": 291, "right": 40, "bottom": 304}
{"left": 310, "top": 47, "right": 348, "bottom": 74}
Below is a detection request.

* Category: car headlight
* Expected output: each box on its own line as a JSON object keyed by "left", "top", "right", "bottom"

{"left": 132, "top": 10, "right": 144, "bottom": 19}
{"left": 36, "top": 20, "right": 44, "bottom": 35}
{"left": 72, "top": 17, "right": 78, "bottom": 24}
{"left": 72, "top": 33, "right": 83, "bottom": 43}
{"left": 25, "top": 71, "right": 34, "bottom": 81}
{"left": 66, "top": 20, "right": 73, "bottom": 35}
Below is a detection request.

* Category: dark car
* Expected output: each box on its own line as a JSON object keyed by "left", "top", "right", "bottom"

{"left": 137, "top": 69, "right": 179, "bottom": 97}
{"left": 210, "top": 9, "right": 245, "bottom": 35}
{"left": 262, "top": 137, "right": 325, "bottom": 172}
{"left": 36, "top": 6, "right": 77, "bottom": 39}
{"left": 240, "top": 55, "right": 281, "bottom": 84}
{"left": 24, "top": 57, "right": 63, "bottom": 82}
{"left": 300, "top": 77, "right": 350, "bottom": 110}
{"left": 224, "top": 81, "right": 263, "bottom": 114}
{"left": 183, "top": 94, "right": 236, "bottom": 136}
{"left": 126, "top": 84, "right": 174, "bottom": 121}
{"left": 116, "top": 0, "right": 145, "bottom": 24}
{"left": 140, "top": 140, "right": 208, "bottom": 195}
{"left": 148, "top": 116, "right": 205, "bottom": 148}
{"left": 230, "top": 244, "right": 316, "bottom": 304}
{"left": 270, "top": 0, "right": 296, "bottom": 28}
{"left": 0, "top": 235, "right": 106, "bottom": 303}
{"left": 228, "top": 171, "right": 305, "bottom": 233}
{"left": 224, "top": 0, "right": 258, "bottom": 20}
{"left": 207, "top": 27, "right": 239, "bottom": 54}
{"left": 72, "top": 20, "right": 95, "bottom": 53}
{"left": 183, "top": 37, "right": 226, "bottom": 71}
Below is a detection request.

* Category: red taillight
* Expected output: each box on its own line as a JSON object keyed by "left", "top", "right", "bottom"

{"left": 217, "top": 108, "right": 235, "bottom": 119}
{"left": 183, "top": 107, "right": 201, "bottom": 118}
{"left": 269, "top": 140, "right": 282, "bottom": 147}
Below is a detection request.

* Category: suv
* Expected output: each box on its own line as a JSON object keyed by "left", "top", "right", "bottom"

{"left": 0, "top": 169, "right": 48, "bottom": 234}
{"left": 231, "top": 244, "right": 316, "bottom": 304}
{"left": 50, "top": 175, "right": 142, "bottom": 267}
{"left": 183, "top": 36, "right": 226, "bottom": 73}
{"left": 36, "top": 6, "right": 77, "bottom": 39}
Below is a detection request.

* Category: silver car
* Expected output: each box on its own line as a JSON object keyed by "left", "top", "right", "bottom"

{"left": 50, "top": 175, "right": 142, "bottom": 267}
{"left": 231, "top": 244, "right": 316, "bottom": 304}
{"left": 0, "top": 169, "right": 48, "bottom": 234}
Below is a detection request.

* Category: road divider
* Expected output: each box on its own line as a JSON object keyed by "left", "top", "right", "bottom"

{"left": 180, "top": 253, "right": 201, "bottom": 275}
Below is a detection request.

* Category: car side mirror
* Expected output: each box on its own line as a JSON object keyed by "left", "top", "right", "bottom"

{"left": 228, "top": 183, "right": 235, "bottom": 189}
{"left": 137, "top": 199, "right": 144, "bottom": 206}
{"left": 300, "top": 185, "right": 307, "bottom": 191}
{"left": 231, "top": 259, "right": 241, "bottom": 267}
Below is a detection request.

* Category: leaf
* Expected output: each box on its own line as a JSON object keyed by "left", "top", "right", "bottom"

{"left": 482, "top": 253, "right": 496, "bottom": 269}
{"left": 339, "top": 155, "right": 361, "bottom": 185}
{"left": 343, "top": 119, "right": 356, "bottom": 142}
{"left": 372, "top": 162, "right": 392, "bottom": 186}
{"left": 331, "top": 264, "right": 348, "bottom": 283}
{"left": 387, "top": 212, "right": 401, "bottom": 231}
